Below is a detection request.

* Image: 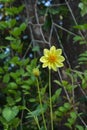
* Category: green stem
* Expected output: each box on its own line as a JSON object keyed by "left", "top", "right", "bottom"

{"left": 25, "top": 107, "right": 41, "bottom": 130}
{"left": 49, "top": 69, "right": 53, "bottom": 130}
{"left": 36, "top": 78, "right": 47, "bottom": 130}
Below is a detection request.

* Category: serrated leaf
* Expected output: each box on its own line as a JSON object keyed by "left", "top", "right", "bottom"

{"left": 2, "top": 106, "right": 19, "bottom": 122}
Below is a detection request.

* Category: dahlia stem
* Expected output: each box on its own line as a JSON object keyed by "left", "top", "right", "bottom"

{"left": 36, "top": 78, "right": 47, "bottom": 130}
{"left": 49, "top": 69, "right": 53, "bottom": 130}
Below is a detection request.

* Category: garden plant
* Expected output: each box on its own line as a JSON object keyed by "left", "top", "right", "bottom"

{"left": 0, "top": 0, "right": 87, "bottom": 130}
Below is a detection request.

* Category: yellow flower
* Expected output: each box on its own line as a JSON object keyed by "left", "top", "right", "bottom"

{"left": 33, "top": 68, "right": 40, "bottom": 77}
{"left": 40, "top": 46, "right": 65, "bottom": 71}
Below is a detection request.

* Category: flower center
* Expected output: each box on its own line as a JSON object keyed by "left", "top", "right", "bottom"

{"left": 48, "top": 54, "right": 56, "bottom": 63}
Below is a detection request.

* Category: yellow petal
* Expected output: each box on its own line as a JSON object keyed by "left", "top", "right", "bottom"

{"left": 50, "top": 46, "right": 56, "bottom": 53}
{"left": 51, "top": 64, "right": 57, "bottom": 71}
{"left": 44, "top": 49, "right": 49, "bottom": 56}
{"left": 40, "top": 56, "right": 47, "bottom": 63}
{"left": 56, "top": 62, "right": 64, "bottom": 67}
{"left": 56, "top": 49, "right": 62, "bottom": 55}
{"left": 42, "top": 63, "right": 48, "bottom": 68}
{"left": 58, "top": 56, "right": 65, "bottom": 62}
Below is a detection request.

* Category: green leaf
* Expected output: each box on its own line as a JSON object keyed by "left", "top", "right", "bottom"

{"left": 0, "top": 53, "right": 9, "bottom": 59}
{"left": 70, "top": 111, "right": 77, "bottom": 119}
{"left": 58, "top": 106, "right": 66, "bottom": 112}
{"left": 76, "top": 125, "right": 84, "bottom": 130}
{"left": 20, "top": 23, "right": 27, "bottom": 31}
{"left": 2, "top": 106, "right": 19, "bottom": 122}
{"left": 68, "top": 118, "right": 74, "bottom": 124}
{"left": 73, "top": 36, "right": 83, "bottom": 43}
{"left": 40, "top": 84, "right": 47, "bottom": 96}
{"left": 26, "top": 109, "right": 41, "bottom": 118}
{"left": 26, "top": 104, "right": 47, "bottom": 118}
{"left": 6, "top": 19, "right": 16, "bottom": 28}
{"left": 8, "top": 82, "right": 18, "bottom": 89}
{"left": 29, "top": 98, "right": 36, "bottom": 102}
{"left": 55, "top": 111, "right": 63, "bottom": 117}
{"left": 5, "top": 5, "right": 24, "bottom": 16}
{"left": 11, "top": 27, "right": 21, "bottom": 37}
{"left": 7, "top": 96, "right": 15, "bottom": 106}
{"left": 3, "top": 74, "right": 10, "bottom": 83}
{"left": 10, "top": 56, "right": 19, "bottom": 64}
{"left": 64, "top": 103, "right": 71, "bottom": 110}
{"left": 64, "top": 122, "right": 72, "bottom": 129}
{"left": 85, "top": 127, "right": 87, "bottom": 130}
{"left": 74, "top": 24, "right": 87, "bottom": 30}
{"left": 10, "top": 40, "right": 22, "bottom": 52}
{"left": 52, "top": 88, "right": 62, "bottom": 103}
{"left": 32, "top": 45, "right": 40, "bottom": 52}
{"left": 78, "top": 57, "right": 87, "bottom": 62}
{"left": 0, "top": 0, "right": 14, "bottom": 3}
{"left": 10, "top": 118, "right": 20, "bottom": 128}
{"left": 79, "top": 41, "right": 87, "bottom": 44}
{"left": 78, "top": 2, "right": 87, "bottom": 16}
{"left": 5, "top": 36, "right": 16, "bottom": 41}
{"left": 21, "top": 85, "right": 30, "bottom": 90}
{"left": 54, "top": 80, "right": 62, "bottom": 86}
{"left": 0, "top": 67, "right": 4, "bottom": 74}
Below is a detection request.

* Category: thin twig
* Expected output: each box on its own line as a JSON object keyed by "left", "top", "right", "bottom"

{"left": 58, "top": 69, "right": 71, "bottom": 103}
{"left": 34, "top": 1, "right": 47, "bottom": 43}
{"left": 53, "top": 23, "right": 78, "bottom": 36}
{"left": 65, "top": 0, "right": 86, "bottom": 40}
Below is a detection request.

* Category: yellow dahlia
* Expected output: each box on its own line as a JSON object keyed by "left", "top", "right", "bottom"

{"left": 40, "top": 46, "right": 65, "bottom": 71}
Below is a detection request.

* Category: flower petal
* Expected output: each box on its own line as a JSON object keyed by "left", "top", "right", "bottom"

{"left": 42, "top": 63, "right": 48, "bottom": 68}
{"left": 51, "top": 64, "right": 57, "bottom": 71}
{"left": 48, "top": 63, "right": 52, "bottom": 69}
{"left": 58, "top": 56, "right": 65, "bottom": 62}
{"left": 56, "top": 62, "right": 64, "bottom": 67}
{"left": 50, "top": 46, "right": 56, "bottom": 53}
{"left": 44, "top": 49, "right": 49, "bottom": 56}
{"left": 40, "top": 56, "right": 47, "bottom": 63}
{"left": 56, "top": 49, "right": 62, "bottom": 55}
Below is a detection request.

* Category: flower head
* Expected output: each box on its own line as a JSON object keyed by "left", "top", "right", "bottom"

{"left": 33, "top": 68, "right": 40, "bottom": 77}
{"left": 40, "top": 46, "right": 65, "bottom": 71}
